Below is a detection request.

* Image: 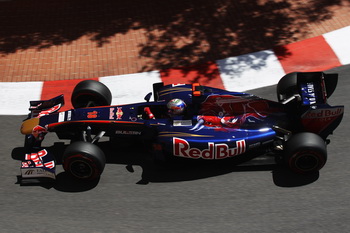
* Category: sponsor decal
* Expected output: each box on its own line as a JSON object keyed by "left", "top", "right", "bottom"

{"left": 302, "top": 107, "right": 343, "bottom": 119}
{"left": 173, "top": 120, "right": 192, "bottom": 126}
{"left": 30, "top": 103, "right": 42, "bottom": 110}
{"left": 109, "top": 108, "right": 115, "bottom": 120}
{"left": 67, "top": 110, "right": 72, "bottom": 121}
{"left": 129, "top": 116, "right": 137, "bottom": 122}
{"left": 115, "top": 130, "right": 141, "bottom": 135}
{"left": 32, "top": 125, "right": 47, "bottom": 139}
{"left": 24, "top": 170, "right": 35, "bottom": 175}
{"left": 21, "top": 168, "right": 55, "bottom": 179}
{"left": 301, "top": 107, "right": 344, "bottom": 133}
{"left": 302, "top": 82, "right": 317, "bottom": 105}
{"left": 58, "top": 112, "right": 65, "bottom": 122}
{"left": 22, "top": 149, "right": 55, "bottom": 169}
{"left": 37, "top": 104, "right": 61, "bottom": 117}
{"left": 116, "top": 107, "right": 123, "bottom": 120}
{"left": 21, "top": 160, "right": 34, "bottom": 168}
{"left": 44, "top": 161, "right": 55, "bottom": 169}
{"left": 173, "top": 137, "right": 246, "bottom": 159}
{"left": 24, "top": 149, "right": 46, "bottom": 167}
{"left": 87, "top": 110, "right": 98, "bottom": 119}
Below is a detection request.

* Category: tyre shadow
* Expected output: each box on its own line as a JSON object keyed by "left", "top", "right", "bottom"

{"left": 135, "top": 157, "right": 319, "bottom": 187}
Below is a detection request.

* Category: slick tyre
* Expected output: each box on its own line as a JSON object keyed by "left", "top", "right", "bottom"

{"left": 62, "top": 141, "right": 106, "bottom": 180}
{"left": 71, "top": 80, "right": 112, "bottom": 108}
{"left": 284, "top": 132, "right": 327, "bottom": 174}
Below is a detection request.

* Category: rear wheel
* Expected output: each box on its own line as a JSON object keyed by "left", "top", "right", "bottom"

{"left": 62, "top": 141, "right": 106, "bottom": 180}
{"left": 284, "top": 132, "right": 327, "bottom": 174}
{"left": 71, "top": 80, "right": 112, "bottom": 108}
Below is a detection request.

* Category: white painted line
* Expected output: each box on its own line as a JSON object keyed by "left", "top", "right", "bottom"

{"left": 99, "top": 71, "right": 162, "bottom": 105}
{"left": 0, "top": 82, "right": 43, "bottom": 115}
{"left": 323, "top": 26, "right": 350, "bottom": 65}
{"left": 217, "top": 50, "right": 286, "bottom": 91}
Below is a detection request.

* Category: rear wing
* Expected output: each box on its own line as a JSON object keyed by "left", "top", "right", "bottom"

{"left": 297, "top": 72, "right": 344, "bottom": 138}
{"left": 298, "top": 72, "right": 338, "bottom": 105}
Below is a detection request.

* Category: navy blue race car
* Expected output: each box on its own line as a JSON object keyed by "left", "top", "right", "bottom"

{"left": 20, "top": 72, "right": 344, "bottom": 182}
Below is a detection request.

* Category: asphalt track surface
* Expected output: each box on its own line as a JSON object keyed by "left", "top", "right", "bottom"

{"left": 1, "top": 65, "right": 349, "bottom": 233}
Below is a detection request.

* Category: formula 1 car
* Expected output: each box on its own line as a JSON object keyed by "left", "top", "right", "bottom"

{"left": 19, "top": 72, "right": 344, "bottom": 182}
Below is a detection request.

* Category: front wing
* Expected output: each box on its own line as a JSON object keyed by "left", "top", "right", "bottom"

{"left": 20, "top": 149, "right": 56, "bottom": 183}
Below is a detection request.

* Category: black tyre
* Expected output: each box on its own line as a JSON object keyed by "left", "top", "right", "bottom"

{"left": 62, "top": 141, "right": 106, "bottom": 180}
{"left": 277, "top": 72, "right": 298, "bottom": 103}
{"left": 284, "top": 132, "right": 327, "bottom": 174}
{"left": 71, "top": 80, "right": 112, "bottom": 108}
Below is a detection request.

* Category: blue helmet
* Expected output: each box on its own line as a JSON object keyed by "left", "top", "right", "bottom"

{"left": 167, "top": 99, "right": 186, "bottom": 115}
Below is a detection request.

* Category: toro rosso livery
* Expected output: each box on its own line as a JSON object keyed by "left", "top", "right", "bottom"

{"left": 19, "top": 72, "right": 344, "bottom": 182}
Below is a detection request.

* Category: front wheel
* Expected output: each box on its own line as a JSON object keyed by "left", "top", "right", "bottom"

{"left": 71, "top": 80, "right": 112, "bottom": 108}
{"left": 284, "top": 132, "right": 327, "bottom": 174}
{"left": 62, "top": 141, "right": 106, "bottom": 180}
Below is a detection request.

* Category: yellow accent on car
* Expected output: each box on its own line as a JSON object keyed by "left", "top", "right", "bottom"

{"left": 20, "top": 118, "right": 40, "bottom": 135}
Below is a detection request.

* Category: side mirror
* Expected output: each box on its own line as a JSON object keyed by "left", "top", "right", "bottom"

{"left": 144, "top": 92, "right": 152, "bottom": 102}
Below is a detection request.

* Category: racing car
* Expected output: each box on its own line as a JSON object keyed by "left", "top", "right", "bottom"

{"left": 19, "top": 71, "right": 344, "bottom": 182}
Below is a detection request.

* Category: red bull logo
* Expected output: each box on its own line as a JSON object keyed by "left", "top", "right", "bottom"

{"left": 116, "top": 107, "right": 123, "bottom": 120}
{"left": 302, "top": 107, "right": 343, "bottom": 119}
{"left": 301, "top": 106, "right": 344, "bottom": 134}
{"left": 109, "top": 107, "right": 124, "bottom": 120}
{"left": 173, "top": 137, "right": 246, "bottom": 159}
{"left": 32, "top": 125, "right": 47, "bottom": 139}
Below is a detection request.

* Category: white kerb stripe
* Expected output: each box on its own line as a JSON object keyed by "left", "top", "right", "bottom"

{"left": 217, "top": 50, "right": 286, "bottom": 91}
{"left": 0, "top": 82, "right": 43, "bottom": 115}
{"left": 99, "top": 70, "right": 162, "bottom": 105}
{"left": 323, "top": 26, "right": 350, "bottom": 66}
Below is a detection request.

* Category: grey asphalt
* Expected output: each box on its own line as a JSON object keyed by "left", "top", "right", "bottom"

{"left": 1, "top": 66, "right": 349, "bottom": 233}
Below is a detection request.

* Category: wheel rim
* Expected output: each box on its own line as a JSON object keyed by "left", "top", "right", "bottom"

{"left": 69, "top": 159, "right": 94, "bottom": 179}
{"left": 293, "top": 151, "right": 320, "bottom": 172}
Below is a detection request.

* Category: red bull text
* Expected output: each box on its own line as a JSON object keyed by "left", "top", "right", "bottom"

{"left": 173, "top": 137, "right": 246, "bottom": 159}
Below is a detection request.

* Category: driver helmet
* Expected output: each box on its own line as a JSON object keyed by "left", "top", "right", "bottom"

{"left": 167, "top": 99, "right": 186, "bottom": 115}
